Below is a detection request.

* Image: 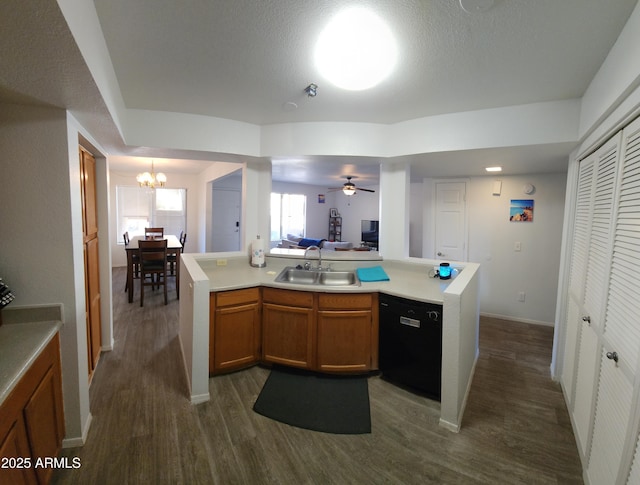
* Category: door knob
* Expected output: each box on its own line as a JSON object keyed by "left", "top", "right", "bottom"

{"left": 606, "top": 351, "right": 619, "bottom": 363}
{"left": 437, "top": 252, "right": 444, "bottom": 257}
{"left": 582, "top": 315, "right": 591, "bottom": 325}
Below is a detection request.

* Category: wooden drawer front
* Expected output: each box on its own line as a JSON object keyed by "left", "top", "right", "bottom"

{"left": 318, "top": 293, "right": 372, "bottom": 310}
{"left": 216, "top": 287, "right": 260, "bottom": 307}
{"left": 263, "top": 288, "right": 313, "bottom": 308}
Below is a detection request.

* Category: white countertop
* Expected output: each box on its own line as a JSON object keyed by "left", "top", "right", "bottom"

{"left": 197, "top": 254, "right": 462, "bottom": 304}
{"left": 0, "top": 305, "right": 62, "bottom": 406}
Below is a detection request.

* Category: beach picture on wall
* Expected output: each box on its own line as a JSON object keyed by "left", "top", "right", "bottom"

{"left": 510, "top": 199, "right": 534, "bottom": 222}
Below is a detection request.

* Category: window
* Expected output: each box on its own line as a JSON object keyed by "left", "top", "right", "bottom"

{"left": 116, "top": 186, "right": 187, "bottom": 243}
{"left": 270, "top": 193, "right": 306, "bottom": 242}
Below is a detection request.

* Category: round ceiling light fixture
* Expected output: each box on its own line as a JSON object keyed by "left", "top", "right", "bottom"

{"left": 459, "top": 0, "right": 495, "bottom": 14}
{"left": 314, "top": 7, "right": 397, "bottom": 91}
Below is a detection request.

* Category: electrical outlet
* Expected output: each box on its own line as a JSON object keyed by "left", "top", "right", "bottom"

{"left": 216, "top": 259, "right": 227, "bottom": 266}
{"left": 518, "top": 291, "right": 526, "bottom": 302}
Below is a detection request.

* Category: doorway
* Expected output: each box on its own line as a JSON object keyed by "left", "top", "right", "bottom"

{"left": 208, "top": 170, "right": 242, "bottom": 252}
{"left": 433, "top": 181, "right": 468, "bottom": 262}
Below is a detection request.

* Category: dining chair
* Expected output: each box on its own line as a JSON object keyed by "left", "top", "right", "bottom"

{"left": 145, "top": 227, "right": 164, "bottom": 238}
{"left": 167, "top": 231, "right": 186, "bottom": 275}
{"left": 138, "top": 239, "right": 168, "bottom": 306}
{"left": 167, "top": 232, "right": 186, "bottom": 299}
{"left": 123, "top": 232, "right": 140, "bottom": 292}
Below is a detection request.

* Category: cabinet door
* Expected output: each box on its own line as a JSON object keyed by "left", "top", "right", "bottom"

{"left": 317, "top": 310, "right": 371, "bottom": 372}
{"left": 586, "top": 348, "right": 633, "bottom": 485}
{"left": 213, "top": 303, "right": 260, "bottom": 373}
{"left": 24, "top": 366, "right": 65, "bottom": 485}
{"left": 561, "top": 296, "right": 581, "bottom": 401}
{"left": 589, "top": 117, "right": 640, "bottom": 483}
{"left": 81, "top": 147, "right": 101, "bottom": 379}
{"left": 80, "top": 148, "right": 98, "bottom": 239}
{"left": 262, "top": 303, "right": 314, "bottom": 369}
{"left": 0, "top": 416, "right": 38, "bottom": 485}
{"left": 85, "top": 236, "right": 101, "bottom": 375}
{"left": 626, "top": 431, "right": 640, "bottom": 484}
{"left": 562, "top": 133, "right": 621, "bottom": 458}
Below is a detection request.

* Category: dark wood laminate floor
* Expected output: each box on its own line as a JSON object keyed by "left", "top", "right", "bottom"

{"left": 53, "top": 268, "right": 583, "bottom": 484}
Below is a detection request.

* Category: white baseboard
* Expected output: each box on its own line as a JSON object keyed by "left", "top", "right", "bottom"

{"left": 439, "top": 418, "right": 460, "bottom": 433}
{"left": 62, "top": 412, "right": 92, "bottom": 448}
{"left": 480, "top": 311, "right": 554, "bottom": 327}
{"left": 191, "top": 393, "right": 211, "bottom": 405}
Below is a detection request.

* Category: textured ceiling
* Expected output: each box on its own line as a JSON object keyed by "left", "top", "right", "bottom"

{"left": 93, "top": 0, "right": 636, "bottom": 125}
{"left": 1, "top": 0, "right": 637, "bottom": 185}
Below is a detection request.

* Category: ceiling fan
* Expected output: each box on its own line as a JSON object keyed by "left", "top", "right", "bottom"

{"left": 328, "top": 176, "right": 376, "bottom": 196}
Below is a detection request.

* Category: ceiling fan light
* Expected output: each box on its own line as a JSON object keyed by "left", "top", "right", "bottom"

{"left": 343, "top": 186, "right": 356, "bottom": 196}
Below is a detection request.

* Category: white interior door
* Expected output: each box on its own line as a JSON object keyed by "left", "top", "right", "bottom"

{"left": 211, "top": 188, "right": 241, "bottom": 252}
{"left": 434, "top": 181, "right": 467, "bottom": 261}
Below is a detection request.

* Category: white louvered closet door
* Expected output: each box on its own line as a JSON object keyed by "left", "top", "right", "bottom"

{"left": 566, "top": 133, "right": 622, "bottom": 458}
{"left": 562, "top": 153, "right": 595, "bottom": 402}
{"left": 588, "top": 116, "right": 640, "bottom": 484}
{"left": 628, "top": 432, "right": 640, "bottom": 484}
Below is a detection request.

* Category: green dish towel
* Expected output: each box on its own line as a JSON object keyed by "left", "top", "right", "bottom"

{"left": 356, "top": 266, "right": 390, "bottom": 282}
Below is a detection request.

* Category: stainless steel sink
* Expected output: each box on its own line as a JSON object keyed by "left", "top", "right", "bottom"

{"left": 275, "top": 267, "right": 318, "bottom": 285}
{"left": 318, "top": 271, "right": 359, "bottom": 286}
{"left": 274, "top": 266, "right": 360, "bottom": 287}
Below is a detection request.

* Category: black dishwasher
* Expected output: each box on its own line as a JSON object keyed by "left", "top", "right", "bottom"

{"left": 378, "top": 294, "right": 443, "bottom": 400}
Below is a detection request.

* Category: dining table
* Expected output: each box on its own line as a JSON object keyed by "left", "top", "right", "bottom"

{"left": 124, "top": 234, "right": 183, "bottom": 303}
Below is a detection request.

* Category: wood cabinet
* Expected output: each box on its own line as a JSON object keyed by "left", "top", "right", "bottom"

{"left": 262, "top": 288, "right": 315, "bottom": 370}
{"left": 317, "top": 293, "right": 378, "bottom": 372}
{"left": 80, "top": 147, "right": 101, "bottom": 380}
{"left": 0, "top": 333, "right": 65, "bottom": 485}
{"left": 0, "top": 416, "right": 37, "bottom": 485}
{"left": 209, "top": 288, "right": 261, "bottom": 374}
{"left": 209, "top": 287, "right": 379, "bottom": 374}
{"left": 262, "top": 288, "right": 377, "bottom": 372}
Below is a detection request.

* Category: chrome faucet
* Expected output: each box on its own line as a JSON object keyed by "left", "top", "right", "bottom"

{"left": 304, "top": 245, "right": 322, "bottom": 270}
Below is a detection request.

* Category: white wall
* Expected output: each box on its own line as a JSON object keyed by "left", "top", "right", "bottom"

{"left": 0, "top": 104, "right": 92, "bottom": 445}
{"left": 409, "top": 182, "right": 424, "bottom": 257}
{"left": 333, "top": 184, "right": 380, "bottom": 244}
{"left": 108, "top": 170, "right": 200, "bottom": 267}
{"left": 420, "top": 173, "right": 567, "bottom": 325}
{"left": 198, "top": 162, "right": 246, "bottom": 253}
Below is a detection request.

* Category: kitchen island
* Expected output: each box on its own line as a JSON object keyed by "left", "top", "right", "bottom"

{"left": 179, "top": 251, "right": 479, "bottom": 432}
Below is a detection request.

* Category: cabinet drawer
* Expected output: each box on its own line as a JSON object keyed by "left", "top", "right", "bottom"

{"left": 215, "top": 287, "right": 260, "bottom": 307}
{"left": 263, "top": 287, "right": 313, "bottom": 308}
{"left": 318, "top": 293, "right": 372, "bottom": 310}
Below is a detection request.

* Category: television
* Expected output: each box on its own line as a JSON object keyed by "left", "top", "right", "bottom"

{"left": 361, "top": 220, "right": 379, "bottom": 245}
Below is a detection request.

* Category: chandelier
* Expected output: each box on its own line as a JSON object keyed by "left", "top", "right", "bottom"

{"left": 136, "top": 160, "right": 166, "bottom": 188}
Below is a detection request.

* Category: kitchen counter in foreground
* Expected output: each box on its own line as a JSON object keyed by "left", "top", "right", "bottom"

{"left": 179, "top": 252, "right": 480, "bottom": 432}
{"left": 0, "top": 304, "right": 63, "bottom": 407}
{"left": 198, "top": 255, "right": 458, "bottom": 304}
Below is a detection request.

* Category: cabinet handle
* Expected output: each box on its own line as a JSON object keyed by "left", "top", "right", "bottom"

{"left": 606, "top": 351, "right": 619, "bottom": 363}
{"left": 582, "top": 315, "right": 591, "bottom": 325}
